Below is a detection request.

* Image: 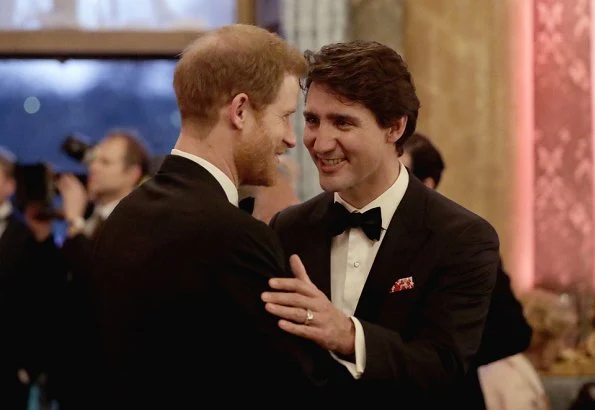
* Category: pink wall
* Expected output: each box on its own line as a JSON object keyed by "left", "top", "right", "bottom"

{"left": 513, "top": 0, "right": 594, "bottom": 294}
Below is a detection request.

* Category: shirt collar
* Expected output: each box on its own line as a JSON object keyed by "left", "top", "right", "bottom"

{"left": 171, "top": 148, "right": 239, "bottom": 207}
{"left": 334, "top": 162, "right": 409, "bottom": 230}
{"left": 94, "top": 200, "right": 120, "bottom": 220}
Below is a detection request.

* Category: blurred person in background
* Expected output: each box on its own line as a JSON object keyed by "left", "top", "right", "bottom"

{"left": 477, "top": 287, "right": 568, "bottom": 409}
{"left": 50, "top": 129, "right": 150, "bottom": 410}
{"left": 58, "top": 129, "right": 150, "bottom": 249}
{"left": 0, "top": 147, "right": 63, "bottom": 409}
{"left": 401, "top": 132, "right": 533, "bottom": 409}
{"left": 0, "top": 147, "right": 32, "bottom": 409}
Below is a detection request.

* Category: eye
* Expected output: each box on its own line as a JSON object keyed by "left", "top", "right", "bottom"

{"left": 304, "top": 115, "right": 319, "bottom": 126}
{"left": 335, "top": 118, "right": 351, "bottom": 129}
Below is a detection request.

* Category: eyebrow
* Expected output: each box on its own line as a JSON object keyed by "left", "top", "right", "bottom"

{"left": 304, "top": 110, "right": 361, "bottom": 126}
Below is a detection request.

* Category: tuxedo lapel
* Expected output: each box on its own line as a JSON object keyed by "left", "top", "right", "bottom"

{"left": 299, "top": 194, "right": 333, "bottom": 299}
{"left": 355, "top": 177, "right": 432, "bottom": 320}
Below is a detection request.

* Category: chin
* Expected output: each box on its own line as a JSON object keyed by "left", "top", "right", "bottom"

{"left": 245, "top": 171, "right": 275, "bottom": 187}
{"left": 319, "top": 175, "right": 349, "bottom": 194}
{"left": 261, "top": 163, "right": 279, "bottom": 187}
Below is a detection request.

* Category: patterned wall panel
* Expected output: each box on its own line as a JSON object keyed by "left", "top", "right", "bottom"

{"left": 533, "top": 0, "right": 593, "bottom": 292}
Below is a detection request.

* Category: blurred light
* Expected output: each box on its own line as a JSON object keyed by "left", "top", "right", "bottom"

{"left": 511, "top": 0, "right": 534, "bottom": 294}
{"left": 24, "top": 96, "right": 41, "bottom": 114}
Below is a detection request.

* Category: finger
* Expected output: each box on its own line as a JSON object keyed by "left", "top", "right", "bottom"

{"left": 268, "top": 277, "right": 305, "bottom": 292}
{"left": 277, "top": 319, "right": 321, "bottom": 343}
{"left": 289, "top": 254, "right": 314, "bottom": 285}
{"left": 60, "top": 175, "right": 75, "bottom": 190}
{"left": 267, "top": 277, "right": 319, "bottom": 297}
{"left": 264, "top": 303, "right": 309, "bottom": 324}
{"left": 261, "top": 290, "right": 310, "bottom": 307}
{"left": 62, "top": 173, "right": 75, "bottom": 184}
{"left": 55, "top": 176, "right": 66, "bottom": 190}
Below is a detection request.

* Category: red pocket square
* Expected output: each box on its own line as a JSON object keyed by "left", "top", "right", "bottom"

{"left": 389, "top": 276, "right": 414, "bottom": 293}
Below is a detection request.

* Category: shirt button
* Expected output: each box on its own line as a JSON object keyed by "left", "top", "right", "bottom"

{"left": 354, "top": 261, "right": 360, "bottom": 268}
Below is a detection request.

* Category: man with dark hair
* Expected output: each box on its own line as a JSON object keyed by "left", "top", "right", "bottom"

{"left": 403, "top": 132, "right": 533, "bottom": 409}
{"left": 262, "top": 40, "right": 500, "bottom": 406}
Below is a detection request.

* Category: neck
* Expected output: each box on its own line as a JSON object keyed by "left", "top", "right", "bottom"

{"left": 95, "top": 189, "right": 129, "bottom": 207}
{"left": 174, "top": 123, "right": 239, "bottom": 187}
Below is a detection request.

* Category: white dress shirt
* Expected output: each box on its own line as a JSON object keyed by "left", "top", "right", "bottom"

{"left": 0, "top": 200, "right": 12, "bottom": 240}
{"left": 84, "top": 199, "right": 120, "bottom": 237}
{"left": 330, "top": 162, "right": 409, "bottom": 378}
{"left": 171, "top": 149, "right": 239, "bottom": 207}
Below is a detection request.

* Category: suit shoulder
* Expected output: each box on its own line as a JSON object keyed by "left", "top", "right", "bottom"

{"left": 224, "top": 207, "right": 281, "bottom": 244}
{"left": 216, "top": 206, "right": 288, "bottom": 274}
{"left": 7, "top": 215, "right": 34, "bottom": 242}
{"left": 424, "top": 189, "right": 498, "bottom": 243}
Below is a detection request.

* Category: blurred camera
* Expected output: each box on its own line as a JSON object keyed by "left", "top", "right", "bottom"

{"left": 61, "top": 134, "right": 94, "bottom": 163}
{"left": 13, "top": 134, "right": 91, "bottom": 220}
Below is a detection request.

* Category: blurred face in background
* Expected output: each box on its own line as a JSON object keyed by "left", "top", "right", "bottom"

{"left": 87, "top": 136, "right": 141, "bottom": 204}
{"left": 0, "top": 166, "right": 15, "bottom": 205}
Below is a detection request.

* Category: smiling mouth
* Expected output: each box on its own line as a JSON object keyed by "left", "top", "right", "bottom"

{"left": 319, "top": 158, "right": 345, "bottom": 166}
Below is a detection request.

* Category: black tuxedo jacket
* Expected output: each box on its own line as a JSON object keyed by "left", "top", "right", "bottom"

{"left": 270, "top": 175, "right": 500, "bottom": 404}
{"left": 0, "top": 214, "right": 33, "bottom": 283}
{"left": 0, "top": 214, "right": 34, "bottom": 408}
{"left": 90, "top": 155, "right": 336, "bottom": 409}
{"left": 0, "top": 213, "right": 63, "bottom": 407}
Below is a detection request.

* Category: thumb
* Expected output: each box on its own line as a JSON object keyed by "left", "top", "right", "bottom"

{"left": 289, "top": 254, "right": 313, "bottom": 285}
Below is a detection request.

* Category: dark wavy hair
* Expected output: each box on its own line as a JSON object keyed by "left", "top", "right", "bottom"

{"left": 403, "top": 132, "right": 445, "bottom": 187}
{"left": 303, "top": 40, "right": 420, "bottom": 155}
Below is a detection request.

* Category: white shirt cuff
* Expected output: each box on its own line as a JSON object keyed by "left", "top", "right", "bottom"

{"left": 329, "top": 316, "right": 366, "bottom": 379}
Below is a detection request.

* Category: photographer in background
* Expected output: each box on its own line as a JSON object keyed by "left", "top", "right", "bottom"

{"left": 58, "top": 129, "right": 150, "bottom": 267}
{"left": 0, "top": 147, "right": 64, "bottom": 410}
{"left": 51, "top": 129, "right": 150, "bottom": 410}
{"left": 0, "top": 147, "right": 32, "bottom": 409}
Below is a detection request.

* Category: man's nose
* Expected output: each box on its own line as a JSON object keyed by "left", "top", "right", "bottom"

{"left": 283, "top": 128, "right": 297, "bottom": 149}
{"left": 311, "top": 131, "right": 337, "bottom": 153}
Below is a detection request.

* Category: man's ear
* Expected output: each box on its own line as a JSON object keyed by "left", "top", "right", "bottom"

{"left": 422, "top": 177, "right": 437, "bottom": 190}
{"left": 230, "top": 93, "right": 250, "bottom": 130}
{"left": 387, "top": 116, "right": 408, "bottom": 144}
{"left": 126, "top": 165, "right": 143, "bottom": 187}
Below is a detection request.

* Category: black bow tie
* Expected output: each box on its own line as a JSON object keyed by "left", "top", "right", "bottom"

{"left": 328, "top": 202, "right": 382, "bottom": 241}
{"left": 239, "top": 197, "right": 255, "bottom": 214}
